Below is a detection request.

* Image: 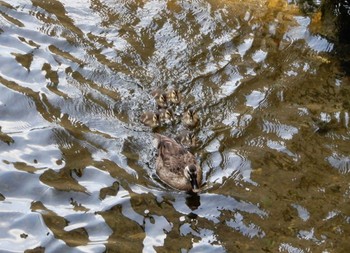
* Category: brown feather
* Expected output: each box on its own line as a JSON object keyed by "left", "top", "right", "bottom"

{"left": 155, "top": 134, "right": 202, "bottom": 192}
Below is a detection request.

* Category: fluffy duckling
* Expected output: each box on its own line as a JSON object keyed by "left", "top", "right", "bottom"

{"left": 159, "top": 108, "right": 174, "bottom": 123}
{"left": 167, "top": 89, "right": 181, "bottom": 105}
{"left": 155, "top": 134, "right": 202, "bottom": 192}
{"left": 182, "top": 109, "right": 199, "bottom": 127}
{"left": 151, "top": 90, "right": 167, "bottom": 108}
{"left": 176, "top": 131, "right": 199, "bottom": 148}
{"left": 140, "top": 111, "right": 160, "bottom": 128}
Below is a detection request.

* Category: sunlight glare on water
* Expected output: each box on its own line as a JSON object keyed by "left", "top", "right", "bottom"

{"left": 0, "top": 0, "right": 350, "bottom": 252}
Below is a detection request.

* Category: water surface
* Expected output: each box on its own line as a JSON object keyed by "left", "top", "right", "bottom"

{"left": 0, "top": 0, "right": 349, "bottom": 252}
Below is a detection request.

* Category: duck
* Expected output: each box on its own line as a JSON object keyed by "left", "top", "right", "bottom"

{"left": 176, "top": 131, "right": 199, "bottom": 148}
{"left": 159, "top": 108, "right": 174, "bottom": 123}
{"left": 155, "top": 134, "right": 202, "bottom": 193}
{"left": 140, "top": 111, "right": 160, "bottom": 128}
{"left": 182, "top": 109, "right": 199, "bottom": 127}
{"left": 167, "top": 89, "right": 181, "bottom": 105}
{"left": 151, "top": 90, "right": 167, "bottom": 108}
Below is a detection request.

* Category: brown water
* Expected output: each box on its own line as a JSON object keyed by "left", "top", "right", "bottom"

{"left": 0, "top": 0, "right": 349, "bottom": 252}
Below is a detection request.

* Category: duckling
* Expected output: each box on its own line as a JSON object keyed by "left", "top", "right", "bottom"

{"left": 167, "top": 89, "right": 181, "bottom": 105}
{"left": 182, "top": 109, "right": 199, "bottom": 127}
{"left": 159, "top": 108, "right": 174, "bottom": 123}
{"left": 155, "top": 134, "right": 202, "bottom": 192}
{"left": 151, "top": 90, "right": 167, "bottom": 108}
{"left": 176, "top": 131, "right": 199, "bottom": 148}
{"left": 140, "top": 111, "right": 160, "bottom": 128}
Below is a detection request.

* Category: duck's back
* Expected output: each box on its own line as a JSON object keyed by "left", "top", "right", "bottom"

{"left": 155, "top": 134, "right": 199, "bottom": 191}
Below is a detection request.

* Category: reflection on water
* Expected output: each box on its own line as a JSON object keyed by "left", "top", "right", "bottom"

{"left": 0, "top": 0, "right": 350, "bottom": 252}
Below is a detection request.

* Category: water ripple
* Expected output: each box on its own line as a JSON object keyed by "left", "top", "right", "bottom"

{"left": 327, "top": 153, "right": 350, "bottom": 174}
{"left": 262, "top": 120, "right": 298, "bottom": 140}
{"left": 0, "top": 0, "right": 348, "bottom": 252}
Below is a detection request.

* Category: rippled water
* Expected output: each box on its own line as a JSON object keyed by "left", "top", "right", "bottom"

{"left": 0, "top": 0, "right": 349, "bottom": 252}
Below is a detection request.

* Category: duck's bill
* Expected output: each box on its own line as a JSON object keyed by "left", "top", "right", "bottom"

{"left": 190, "top": 175, "right": 200, "bottom": 192}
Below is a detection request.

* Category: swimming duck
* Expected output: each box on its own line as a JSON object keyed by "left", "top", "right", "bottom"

{"left": 151, "top": 90, "right": 167, "bottom": 108}
{"left": 159, "top": 108, "right": 174, "bottom": 123}
{"left": 167, "top": 89, "right": 181, "bottom": 105}
{"left": 182, "top": 109, "right": 199, "bottom": 127}
{"left": 155, "top": 134, "right": 202, "bottom": 192}
{"left": 176, "top": 131, "right": 199, "bottom": 148}
{"left": 140, "top": 111, "right": 160, "bottom": 128}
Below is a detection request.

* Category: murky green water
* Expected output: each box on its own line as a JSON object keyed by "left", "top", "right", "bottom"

{"left": 0, "top": 0, "right": 349, "bottom": 252}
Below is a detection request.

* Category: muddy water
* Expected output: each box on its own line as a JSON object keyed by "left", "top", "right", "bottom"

{"left": 0, "top": 0, "right": 349, "bottom": 252}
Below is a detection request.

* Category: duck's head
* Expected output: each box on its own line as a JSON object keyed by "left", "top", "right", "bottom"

{"left": 167, "top": 89, "right": 181, "bottom": 105}
{"left": 182, "top": 109, "right": 199, "bottom": 127}
{"left": 152, "top": 90, "right": 168, "bottom": 108}
{"left": 141, "top": 111, "right": 160, "bottom": 128}
{"left": 159, "top": 108, "right": 174, "bottom": 122}
{"left": 157, "top": 93, "right": 167, "bottom": 108}
{"left": 178, "top": 131, "right": 199, "bottom": 148}
{"left": 184, "top": 164, "right": 200, "bottom": 192}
